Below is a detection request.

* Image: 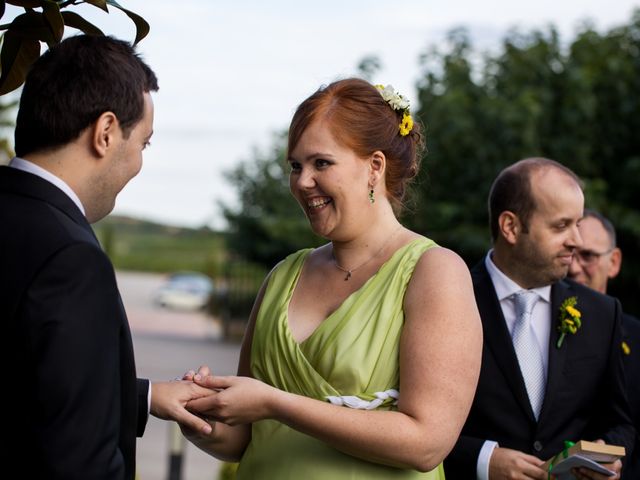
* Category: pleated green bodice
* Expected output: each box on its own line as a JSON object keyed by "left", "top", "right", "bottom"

{"left": 237, "top": 237, "right": 445, "bottom": 480}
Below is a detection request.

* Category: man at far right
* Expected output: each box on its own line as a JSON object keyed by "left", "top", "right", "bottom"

{"left": 444, "top": 158, "right": 634, "bottom": 480}
{"left": 568, "top": 209, "right": 640, "bottom": 480}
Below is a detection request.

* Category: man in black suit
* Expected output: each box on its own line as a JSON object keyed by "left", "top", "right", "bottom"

{"left": 568, "top": 210, "right": 640, "bottom": 480}
{"left": 0, "top": 35, "right": 213, "bottom": 479}
{"left": 444, "top": 158, "right": 634, "bottom": 479}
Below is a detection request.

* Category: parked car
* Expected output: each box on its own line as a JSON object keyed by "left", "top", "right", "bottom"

{"left": 153, "top": 271, "right": 214, "bottom": 311}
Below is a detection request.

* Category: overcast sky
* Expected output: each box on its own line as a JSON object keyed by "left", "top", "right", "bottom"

{"left": 4, "top": 1, "right": 639, "bottom": 228}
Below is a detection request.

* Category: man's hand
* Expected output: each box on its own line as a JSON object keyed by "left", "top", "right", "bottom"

{"left": 489, "top": 447, "right": 547, "bottom": 480}
{"left": 150, "top": 380, "right": 217, "bottom": 434}
{"left": 572, "top": 439, "right": 621, "bottom": 480}
{"left": 572, "top": 460, "right": 621, "bottom": 480}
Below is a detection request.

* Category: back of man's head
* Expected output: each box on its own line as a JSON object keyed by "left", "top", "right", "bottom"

{"left": 14, "top": 34, "right": 158, "bottom": 157}
{"left": 582, "top": 209, "right": 617, "bottom": 247}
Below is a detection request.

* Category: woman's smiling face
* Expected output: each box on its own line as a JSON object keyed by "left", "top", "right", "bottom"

{"left": 287, "top": 120, "right": 372, "bottom": 240}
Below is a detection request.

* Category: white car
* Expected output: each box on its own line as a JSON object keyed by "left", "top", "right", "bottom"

{"left": 153, "top": 272, "right": 214, "bottom": 311}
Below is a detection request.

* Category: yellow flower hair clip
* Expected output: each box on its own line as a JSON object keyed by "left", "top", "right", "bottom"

{"left": 375, "top": 84, "right": 414, "bottom": 136}
{"left": 399, "top": 112, "right": 414, "bottom": 136}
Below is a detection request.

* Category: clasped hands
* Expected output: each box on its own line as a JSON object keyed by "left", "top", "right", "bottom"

{"left": 152, "top": 365, "right": 278, "bottom": 437}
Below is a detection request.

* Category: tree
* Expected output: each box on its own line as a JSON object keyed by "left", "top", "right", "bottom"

{"left": 410, "top": 11, "right": 640, "bottom": 311}
{"left": 357, "top": 54, "right": 382, "bottom": 82}
{"left": 0, "top": 0, "right": 149, "bottom": 95}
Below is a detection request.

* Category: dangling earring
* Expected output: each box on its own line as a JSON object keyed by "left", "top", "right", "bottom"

{"left": 369, "top": 187, "right": 375, "bottom": 204}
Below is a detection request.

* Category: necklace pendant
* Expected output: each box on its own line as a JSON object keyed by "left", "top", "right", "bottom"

{"left": 344, "top": 271, "right": 352, "bottom": 281}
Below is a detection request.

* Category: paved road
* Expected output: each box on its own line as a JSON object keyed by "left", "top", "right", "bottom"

{"left": 116, "top": 271, "right": 242, "bottom": 480}
{"left": 134, "top": 335, "right": 241, "bottom": 480}
{"left": 117, "top": 271, "right": 222, "bottom": 341}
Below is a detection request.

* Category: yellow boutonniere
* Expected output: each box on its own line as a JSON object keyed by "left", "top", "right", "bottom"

{"left": 557, "top": 296, "right": 581, "bottom": 348}
{"left": 622, "top": 341, "right": 631, "bottom": 355}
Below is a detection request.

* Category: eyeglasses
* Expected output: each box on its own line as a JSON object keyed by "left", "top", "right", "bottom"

{"left": 574, "top": 248, "right": 614, "bottom": 266}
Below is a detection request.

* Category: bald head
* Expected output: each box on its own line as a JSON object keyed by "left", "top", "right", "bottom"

{"left": 488, "top": 157, "right": 582, "bottom": 242}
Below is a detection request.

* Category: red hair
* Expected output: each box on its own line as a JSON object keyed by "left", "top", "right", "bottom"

{"left": 287, "top": 78, "right": 424, "bottom": 212}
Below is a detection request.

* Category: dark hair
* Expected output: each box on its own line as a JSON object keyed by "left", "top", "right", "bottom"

{"left": 14, "top": 35, "right": 159, "bottom": 157}
{"left": 287, "top": 78, "right": 424, "bottom": 212}
{"left": 583, "top": 209, "right": 617, "bottom": 247}
{"left": 488, "top": 157, "right": 582, "bottom": 241}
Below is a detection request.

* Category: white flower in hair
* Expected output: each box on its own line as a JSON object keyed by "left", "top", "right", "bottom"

{"left": 375, "top": 84, "right": 410, "bottom": 111}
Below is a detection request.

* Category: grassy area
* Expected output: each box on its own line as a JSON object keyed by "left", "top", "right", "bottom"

{"left": 94, "top": 215, "right": 226, "bottom": 276}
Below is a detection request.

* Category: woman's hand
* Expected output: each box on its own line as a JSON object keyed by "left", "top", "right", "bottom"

{"left": 187, "top": 375, "right": 281, "bottom": 426}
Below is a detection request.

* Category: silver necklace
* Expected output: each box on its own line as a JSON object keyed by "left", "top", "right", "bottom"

{"left": 332, "top": 227, "right": 401, "bottom": 281}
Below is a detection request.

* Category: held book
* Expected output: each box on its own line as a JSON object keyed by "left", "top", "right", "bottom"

{"left": 547, "top": 456, "right": 616, "bottom": 479}
{"left": 543, "top": 441, "right": 625, "bottom": 478}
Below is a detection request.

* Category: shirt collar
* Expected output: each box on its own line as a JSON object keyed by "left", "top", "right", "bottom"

{"left": 485, "top": 250, "right": 551, "bottom": 303}
{"left": 9, "top": 156, "right": 86, "bottom": 216}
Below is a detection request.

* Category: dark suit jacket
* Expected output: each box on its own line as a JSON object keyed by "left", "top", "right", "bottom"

{"left": 444, "top": 260, "right": 634, "bottom": 479}
{"left": 0, "top": 166, "right": 148, "bottom": 479}
{"left": 621, "top": 312, "right": 640, "bottom": 480}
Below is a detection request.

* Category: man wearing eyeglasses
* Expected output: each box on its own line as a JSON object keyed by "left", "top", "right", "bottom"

{"left": 568, "top": 209, "right": 640, "bottom": 480}
{"left": 568, "top": 210, "right": 622, "bottom": 293}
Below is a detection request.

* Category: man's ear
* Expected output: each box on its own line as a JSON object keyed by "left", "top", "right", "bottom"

{"left": 607, "top": 247, "right": 622, "bottom": 280}
{"left": 369, "top": 150, "right": 386, "bottom": 187}
{"left": 498, "top": 211, "right": 521, "bottom": 245}
{"left": 92, "top": 111, "right": 119, "bottom": 157}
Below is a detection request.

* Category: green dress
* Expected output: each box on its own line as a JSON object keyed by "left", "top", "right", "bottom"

{"left": 237, "top": 237, "right": 445, "bottom": 480}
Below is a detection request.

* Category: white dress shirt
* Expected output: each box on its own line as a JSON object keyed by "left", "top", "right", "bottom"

{"left": 475, "top": 251, "right": 551, "bottom": 480}
{"left": 9, "top": 156, "right": 86, "bottom": 215}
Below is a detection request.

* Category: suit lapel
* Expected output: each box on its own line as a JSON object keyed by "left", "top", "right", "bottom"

{"left": 0, "top": 166, "right": 99, "bottom": 247}
{"left": 473, "top": 263, "right": 536, "bottom": 421}
{"left": 538, "top": 280, "right": 572, "bottom": 422}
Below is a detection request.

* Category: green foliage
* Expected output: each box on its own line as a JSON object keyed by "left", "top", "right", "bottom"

{"left": 94, "top": 215, "right": 226, "bottom": 276}
{"left": 357, "top": 54, "right": 382, "bottom": 81}
{"left": 410, "top": 11, "right": 640, "bottom": 311}
{"left": 0, "top": 0, "right": 149, "bottom": 95}
{"left": 221, "top": 131, "right": 324, "bottom": 269}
